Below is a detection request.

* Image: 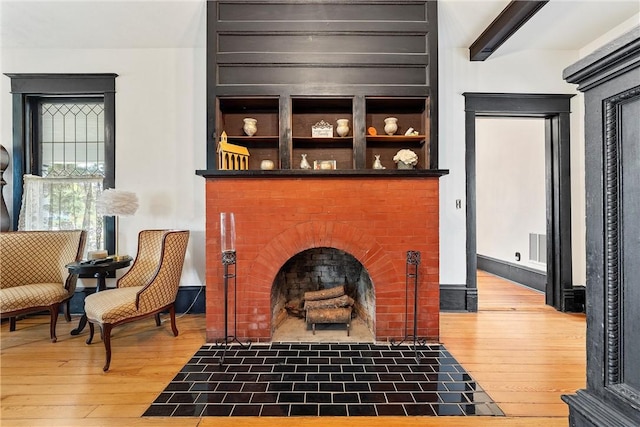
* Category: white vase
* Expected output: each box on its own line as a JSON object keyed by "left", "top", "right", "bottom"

{"left": 384, "top": 117, "right": 398, "bottom": 136}
{"left": 243, "top": 117, "right": 257, "bottom": 136}
{"left": 336, "top": 119, "right": 350, "bottom": 137}
{"left": 260, "top": 159, "right": 275, "bottom": 170}
{"left": 300, "top": 153, "right": 311, "bottom": 169}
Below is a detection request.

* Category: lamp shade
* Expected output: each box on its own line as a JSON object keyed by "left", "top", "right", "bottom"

{"left": 97, "top": 189, "right": 139, "bottom": 216}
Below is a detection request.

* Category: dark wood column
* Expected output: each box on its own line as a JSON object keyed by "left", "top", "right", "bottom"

{"left": 562, "top": 27, "right": 640, "bottom": 427}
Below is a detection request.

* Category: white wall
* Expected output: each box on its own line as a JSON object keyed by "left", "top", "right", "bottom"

{"left": 1, "top": 47, "right": 207, "bottom": 287}
{"left": 437, "top": 2, "right": 596, "bottom": 287}
{"left": 476, "top": 118, "right": 546, "bottom": 271}
{"left": 3, "top": 2, "right": 634, "bottom": 289}
{"left": 437, "top": 49, "right": 586, "bottom": 285}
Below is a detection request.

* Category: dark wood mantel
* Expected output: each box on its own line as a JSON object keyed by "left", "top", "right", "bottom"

{"left": 196, "top": 169, "right": 449, "bottom": 179}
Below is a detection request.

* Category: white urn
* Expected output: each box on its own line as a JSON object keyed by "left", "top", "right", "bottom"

{"left": 384, "top": 117, "right": 398, "bottom": 136}
{"left": 336, "top": 119, "right": 350, "bottom": 137}
{"left": 243, "top": 117, "right": 257, "bottom": 136}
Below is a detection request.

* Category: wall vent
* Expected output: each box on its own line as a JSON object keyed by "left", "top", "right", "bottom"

{"left": 529, "top": 233, "right": 546, "bottom": 264}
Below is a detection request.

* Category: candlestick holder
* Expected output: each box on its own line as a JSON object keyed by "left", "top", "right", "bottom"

{"left": 217, "top": 213, "right": 250, "bottom": 365}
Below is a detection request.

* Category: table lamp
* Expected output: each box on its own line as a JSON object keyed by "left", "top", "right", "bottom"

{"left": 96, "top": 189, "right": 139, "bottom": 261}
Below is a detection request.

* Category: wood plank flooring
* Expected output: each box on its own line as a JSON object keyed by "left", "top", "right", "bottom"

{"left": 0, "top": 271, "right": 586, "bottom": 426}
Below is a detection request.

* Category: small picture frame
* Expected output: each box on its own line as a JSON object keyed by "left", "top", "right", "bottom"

{"left": 314, "top": 160, "right": 337, "bottom": 170}
{"left": 311, "top": 120, "right": 333, "bottom": 138}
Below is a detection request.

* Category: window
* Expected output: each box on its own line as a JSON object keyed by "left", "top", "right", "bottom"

{"left": 6, "top": 73, "right": 117, "bottom": 255}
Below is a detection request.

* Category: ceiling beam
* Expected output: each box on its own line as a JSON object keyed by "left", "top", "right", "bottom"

{"left": 469, "top": 0, "right": 549, "bottom": 61}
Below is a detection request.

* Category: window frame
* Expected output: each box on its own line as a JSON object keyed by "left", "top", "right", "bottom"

{"left": 6, "top": 73, "right": 118, "bottom": 254}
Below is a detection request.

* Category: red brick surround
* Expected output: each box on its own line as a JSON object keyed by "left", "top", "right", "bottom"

{"left": 204, "top": 176, "right": 440, "bottom": 342}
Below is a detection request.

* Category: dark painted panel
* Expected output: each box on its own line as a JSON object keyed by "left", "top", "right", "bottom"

{"left": 464, "top": 93, "right": 573, "bottom": 115}
{"left": 215, "top": 20, "right": 430, "bottom": 33}
{"left": 6, "top": 73, "right": 117, "bottom": 94}
{"left": 214, "top": 84, "right": 431, "bottom": 97}
{"left": 621, "top": 95, "right": 640, "bottom": 391}
{"left": 562, "top": 26, "right": 640, "bottom": 427}
{"left": 216, "top": 52, "right": 430, "bottom": 66}
{"left": 217, "top": 2, "right": 427, "bottom": 22}
{"left": 218, "top": 65, "right": 427, "bottom": 86}
{"left": 219, "top": 34, "right": 427, "bottom": 54}
{"left": 206, "top": 0, "right": 437, "bottom": 169}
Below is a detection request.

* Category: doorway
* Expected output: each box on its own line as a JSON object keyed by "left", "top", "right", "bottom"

{"left": 476, "top": 117, "right": 547, "bottom": 294}
{"left": 464, "top": 93, "right": 575, "bottom": 312}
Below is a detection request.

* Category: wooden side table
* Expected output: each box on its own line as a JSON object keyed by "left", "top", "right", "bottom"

{"left": 66, "top": 256, "right": 132, "bottom": 335}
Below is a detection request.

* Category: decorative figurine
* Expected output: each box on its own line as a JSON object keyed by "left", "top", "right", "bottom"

{"left": 300, "top": 153, "right": 311, "bottom": 169}
{"left": 373, "top": 154, "right": 385, "bottom": 169}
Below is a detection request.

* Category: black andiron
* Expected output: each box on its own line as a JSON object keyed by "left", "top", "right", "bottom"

{"left": 391, "top": 250, "right": 425, "bottom": 363}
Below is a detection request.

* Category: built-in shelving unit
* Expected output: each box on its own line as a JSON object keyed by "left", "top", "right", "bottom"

{"left": 206, "top": 0, "right": 438, "bottom": 173}
{"left": 214, "top": 95, "right": 432, "bottom": 172}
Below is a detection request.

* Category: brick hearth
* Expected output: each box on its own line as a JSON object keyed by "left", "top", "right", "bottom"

{"left": 203, "top": 175, "right": 441, "bottom": 343}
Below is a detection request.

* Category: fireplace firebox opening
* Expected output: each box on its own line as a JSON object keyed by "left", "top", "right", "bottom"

{"left": 270, "top": 247, "right": 375, "bottom": 340}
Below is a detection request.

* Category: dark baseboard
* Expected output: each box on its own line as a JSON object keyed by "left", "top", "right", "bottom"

{"left": 477, "top": 254, "right": 546, "bottom": 292}
{"left": 68, "top": 285, "right": 206, "bottom": 315}
{"left": 440, "top": 284, "right": 477, "bottom": 312}
{"left": 564, "top": 285, "right": 586, "bottom": 313}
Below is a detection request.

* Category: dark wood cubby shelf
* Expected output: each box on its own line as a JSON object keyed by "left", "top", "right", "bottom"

{"left": 213, "top": 96, "right": 435, "bottom": 172}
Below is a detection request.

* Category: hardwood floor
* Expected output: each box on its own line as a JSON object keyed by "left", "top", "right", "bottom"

{"left": 0, "top": 271, "right": 585, "bottom": 426}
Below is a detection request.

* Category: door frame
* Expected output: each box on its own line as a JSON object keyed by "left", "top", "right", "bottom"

{"left": 463, "top": 93, "right": 575, "bottom": 311}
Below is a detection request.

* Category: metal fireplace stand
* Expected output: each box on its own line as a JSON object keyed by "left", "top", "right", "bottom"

{"left": 391, "top": 250, "right": 424, "bottom": 362}
{"left": 216, "top": 250, "right": 250, "bottom": 365}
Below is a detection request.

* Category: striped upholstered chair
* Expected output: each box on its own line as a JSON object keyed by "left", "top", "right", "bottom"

{"left": 84, "top": 229, "right": 189, "bottom": 371}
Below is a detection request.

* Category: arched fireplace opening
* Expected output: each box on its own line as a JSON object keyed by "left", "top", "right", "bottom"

{"left": 270, "top": 247, "right": 375, "bottom": 341}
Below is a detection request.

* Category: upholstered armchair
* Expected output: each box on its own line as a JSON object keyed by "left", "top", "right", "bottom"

{"left": 83, "top": 229, "right": 189, "bottom": 371}
{"left": 0, "top": 230, "right": 87, "bottom": 342}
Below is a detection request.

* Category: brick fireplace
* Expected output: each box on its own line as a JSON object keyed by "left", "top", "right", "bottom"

{"left": 201, "top": 172, "right": 443, "bottom": 343}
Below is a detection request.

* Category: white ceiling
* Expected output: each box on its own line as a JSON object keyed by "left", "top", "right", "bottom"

{"left": 0, "top": 0, "right": 638, "bottom": 54}
{"left": 440, "top": 0, "right": 639, "bottom": 51}
{"left": 0, "top": 0, "right": 207, "bottom": 49}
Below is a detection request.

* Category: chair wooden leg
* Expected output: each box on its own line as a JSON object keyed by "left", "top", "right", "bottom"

{"left": 155, "top": 313, "right": 161, "bottom": 326}
{"left": 86, "top": 322, "right": 95, "bottom": 345}
{"left": 64, "top": 300, "right": 71, "bottom": 322}
{"left": 169, "top": 305, "right": 178, "bottom": 337}
{"left": 102, "top": 324, "right": 113, "bottom": 372}
{"left": 49, "top": 304, "right": 60, "bottom": 343}
{"left": 9, "top": 317, "right": 16, "bottom": 332}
